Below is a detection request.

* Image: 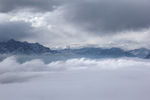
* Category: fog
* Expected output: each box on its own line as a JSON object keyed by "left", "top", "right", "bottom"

{"left": 0, "top": 57, "right": 150, "bottom": 100}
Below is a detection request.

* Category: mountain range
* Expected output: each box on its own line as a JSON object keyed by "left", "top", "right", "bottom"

{"left": 0, "top": 39, "right": 150, "bottom": 62}
{"left": 0, "top": 39, "right": 56, "bottom": 55}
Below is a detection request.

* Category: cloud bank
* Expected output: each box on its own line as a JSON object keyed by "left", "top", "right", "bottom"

{"left": 0, "top": 21, "right": 36, "bottom": 41}
{"left": 0, "top": 0, "right": 150, "bottom": 49}
{"left": 64, "top": 0, "right": 150, "bottom": 33}
{"left": 0, "top": 56, "right": 150, "bottom": 84}
{"left": 0, "top": 0, "right": 62, "bottom": 12}
{"left": 0, "top": 57, "right": 150, "bottom": 100}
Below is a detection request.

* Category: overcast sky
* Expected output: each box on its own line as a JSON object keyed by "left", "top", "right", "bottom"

{"left": 0, "top": 0, "right": 150, "bottom": 49}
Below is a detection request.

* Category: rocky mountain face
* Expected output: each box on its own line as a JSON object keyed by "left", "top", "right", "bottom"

{"left": 0, "top": 39, "right": 56, "bottom": 55}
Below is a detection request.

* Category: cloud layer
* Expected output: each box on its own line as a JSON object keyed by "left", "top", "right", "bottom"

{"left": 64, "top": 0, "right": 150, "bottom": 33}
{"left": 0, "top": 21, "right": 36, "bottom": 41}
{"left": 0, "top": 56, "right": 150, "bottom": 84}
{"left": 0, "top": 0, "right": 61, "bottom": 12}
{"left": 0, "top": 57, "right": 150, "bottom": 100}
{"left": 0, "top": 0, "right": 150, "bottom": 49}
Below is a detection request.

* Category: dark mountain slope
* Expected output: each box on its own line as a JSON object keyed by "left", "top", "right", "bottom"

{"left": 0, "top": 39, "right": 56, "bottom": 54}
{"left": 0, "top": 39, "right": 150, "bottom": 63}
{"left": 58, "top": 47, "right": 135, "bottom": 59}
{"left": 129, "top": 48, "right": 150, "bottom": 58}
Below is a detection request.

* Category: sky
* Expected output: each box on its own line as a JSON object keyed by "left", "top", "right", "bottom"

{"left": 0, "top": 0, "right": 150, "bottom": 49}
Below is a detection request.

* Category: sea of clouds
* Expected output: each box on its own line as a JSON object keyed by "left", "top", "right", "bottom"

{"left": 0, "top": 56, "right": 150, "bottom": 100}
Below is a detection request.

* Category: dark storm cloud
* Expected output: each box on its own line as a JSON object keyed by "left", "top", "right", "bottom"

{"left": 1, "top": 0, "right": 150, "bottom": 34}
{"left": 0, "top": 0, "right": 62, "bottom": 12}
{"left": 0, "top": 0, "right": 150, "bottom": 47}
{"left": 64, "top": 0, "right": 150, "bottom": 34}
{"left": 0, "top": 21, "right": 35, "bottom": 41}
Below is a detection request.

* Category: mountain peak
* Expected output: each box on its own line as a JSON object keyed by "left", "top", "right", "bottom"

{"left": 7, "top": 39, "right": 16, "bottom": 42}
{"left": 0, "top": 39, "right": 56, "bottom": 55}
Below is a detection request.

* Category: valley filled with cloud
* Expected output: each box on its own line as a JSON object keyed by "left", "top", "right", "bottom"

{"left": 0, "top": 57, "right": 150, "bottom": 100}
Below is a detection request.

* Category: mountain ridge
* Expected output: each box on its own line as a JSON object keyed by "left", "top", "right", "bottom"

{"left": 0, "top": 39, "right": 56, "bottom": 55}
{"left": 0, "top": 39, "right": 150, "bottom": 59}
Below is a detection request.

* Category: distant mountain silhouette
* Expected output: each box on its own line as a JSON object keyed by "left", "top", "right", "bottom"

{"left": 129, "top": 48, "right": 150, "bottom": 58}
{"left": 0, "top": 39, "right": 56, "bottom": 54}
{"left": 0, "top": 39, "right": 150, "bottom": 60}
{"left": 58, "top": 47, "right": 135, "bottom": 58}
{"left": 146, "top": 54, "right": 150, "bottom": 59}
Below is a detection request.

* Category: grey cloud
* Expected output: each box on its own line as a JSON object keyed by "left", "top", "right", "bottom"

{"left": 0, "top": 73, "right": 39, "bottom": 84}
{"left": 0, "top": 0, "right": 150, "bottom": 49}
{"left": 0, "top": 21, "right": 35, "bottom": 41}
{"left": 0, "top": 0, "right": 62, "bottom": 12}
{"left": 1, "top": 0, "right": 150, "bottom": 34}
{"left": 63, "top": 0, "right": 150, "bottom": 34}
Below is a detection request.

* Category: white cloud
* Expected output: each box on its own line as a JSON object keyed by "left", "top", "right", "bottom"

{"left": 0, "top": 57, "right": 150, "bottom": 100}
{"left": 0, "top": 56, "right": 150, "bottom": 84}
